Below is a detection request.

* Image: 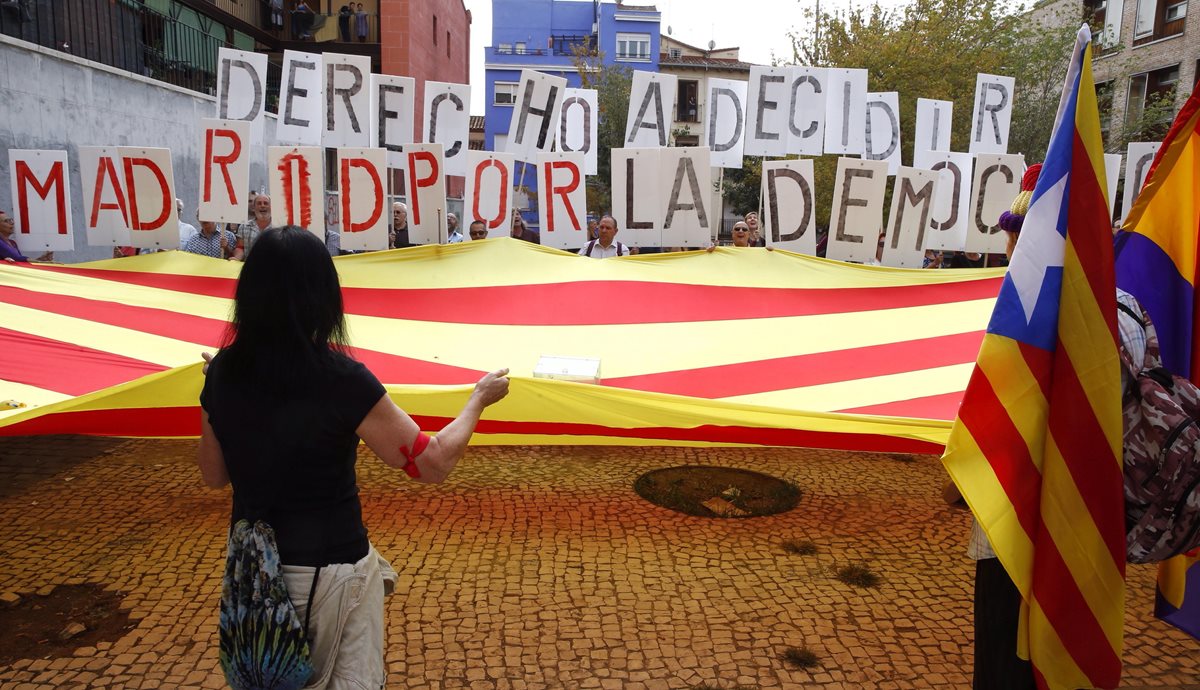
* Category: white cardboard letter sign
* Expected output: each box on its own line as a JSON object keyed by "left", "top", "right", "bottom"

{"left": 625, "top": 71, "right": 677, "bottom": 148}
{"left": 79, "top": 146, "right": 131, "bottom": 247}
{"left": 537, "top": 152, "right": 587, "bottom": 249}
{"left": 465, "top": 150, "right": 514, "bottom": 237}
{"left": 277, "top": 50, "right": 324, "bottom": 146}
{"left": 118, "top": 147, "right": 177, "bottom": 249}
{"left": 966, "top": 153, "right": 1024, "bottom": 254}
{"left": 424, "top": 81, "right": 471, "bottom": 178}
{"left": 557, "top": 88, "right": 599, "bottom": 176}
{"left": 404, "top": 143, "right": 447, "bottom": 245}
{"left": 882, "top": 167, "right": 940, "bottom": 268}
{"left": 268, "top": 146, "right": 326, "bottom": 237}
{"left": 337, "top": 148, "right": 388, "bottom": 251}
{"left": 8, "top": 149, "right": 73, "bottom": 253}
{"left": 199, "top": 119, "right": 251, "bottom": 224}
{"left": 706, "top": 77, "right": 748, "bottom": 169}
{"left": 506, "top": 70, "right": 567, "bottom": 164}
{"left": 762, "top": 158, "right": 817, "bottom": 256}
{"left": 323, "top": 53, "right": 372, "bottom": 148}
{"left": 823, "top": 68, "right": 868, "bottom": 156}
{"left": 827, "top": 157, "right": 889, "bottom": 263}
{"left": 215, "top": 47, "right": 267, "bottom": 144}
{"left": 969, "top": 74, "right": 1014, "bottom": 154}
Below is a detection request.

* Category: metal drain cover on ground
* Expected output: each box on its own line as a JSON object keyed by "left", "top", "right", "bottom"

{"left": 634, "top": 466, "right": 800, "bottom": 518}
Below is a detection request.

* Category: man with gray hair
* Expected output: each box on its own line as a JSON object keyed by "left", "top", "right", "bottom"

{"left": 232, "top": 193, "right": 272, "bottom": 261}
{"left": 389, "top": 202, "right": 412, "bottom": 248}
{"left": 177, "top": 198, "right": 198, "bottom": 248}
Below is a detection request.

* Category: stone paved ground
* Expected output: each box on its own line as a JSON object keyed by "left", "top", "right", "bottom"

{"left": 0, "top": 436, "right": 1197, "bottom": 690}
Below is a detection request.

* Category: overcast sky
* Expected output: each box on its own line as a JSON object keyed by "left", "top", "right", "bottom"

{"left": 459, "top": 0, "right": 912, "bottom": 115}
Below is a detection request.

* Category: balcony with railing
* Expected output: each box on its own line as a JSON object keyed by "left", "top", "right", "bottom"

{"left": 1, "top": 0, "right": 228, "bottom": 95}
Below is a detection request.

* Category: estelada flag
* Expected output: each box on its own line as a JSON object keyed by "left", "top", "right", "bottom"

{"left": 942, "top": 25, "right": 1126, "bottom": 689}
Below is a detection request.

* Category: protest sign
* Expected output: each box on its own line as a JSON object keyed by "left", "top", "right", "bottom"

{"left": 762, "top": 158, "right": 817, "bottom": 255}
{"left": 965, "top": 153, "right": 1023, "bottom": 254}
{"left": 705, "top": 77, "right": 748, "bottom": 169}
{"left": 276, "top": 50, "right": 324, "bottom": 146}
{"left": 865, "top": 92, "right": 901, "bottom": 174}
{"left": 537, "top": 152, "right": 587, "bottom": 249}
{"left": 744, "top": 66, "right": 792, "bottom": 157}
{"left": 659, "top": 147, "right": 712, "bottom": 248}
{"left": 969, "top": 74, "right": 1014, "bottom": 154}
{"left": 8, "top": 149, "right": 73, "bottom": 252}
{"left": 198, "top": 119, "right": 251, "bottom": 224}
{"left": 268, "top": 146, "right": 325, "bottom": 236}
{"left": 1120, "top": 142, "right": 1160, "bottom": 223}
{"left": 118, "top": 147, "right": 177, "bottom": 249}
{"left": 465, "top": 150, "right": 514, "bottom": 237}
{"left": 557, "top": 88, "right": 599, "bottom": 175}
{"left": 337, "top": 148, "right": 388, "bottom": 251}
{"left": 915, "top": 149, "right": 973, "bottom": 251}
{"left": 611, "top": 148, "right": 662, "bottom": 248}
{"left": 424, "top": 81, "right": 471, "bottom": 177}
{"left": 214, "top": 48, "right": 267, "bottom": 144}
{"left": 79, "top": 146, "right": 131, "bottom": 246}
{"left": 786, "top": 66, "right": 827, "bottom": 157}
{"left": 914, "top": 98, "right": 952, "bottom": 158}
{"left": 625, "top": 71, "right": 678, "bottom": 148}
{"left": 881, "top": 166, "right": 939, "bottom": 268}
{"left": 506, "top": 70, "right": 567, "bottom": 163}
{"left": 370, "top": 73, "right": 416, "bottom": 169}
{"left": 404, "top": 143, "right": 446, "bottom": 245}
{"left": 826, "top": 157, "right": 888, "bottom": 263}
{"left": 323, "top": 53, "right": 372, "bottom": 148}
{"left": 824, "top": 68, "right": 868, "bottom": 156}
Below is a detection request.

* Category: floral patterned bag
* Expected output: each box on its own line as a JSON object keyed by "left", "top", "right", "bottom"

{"left": 218, "top": 519, "right": 320, "bottom": 690}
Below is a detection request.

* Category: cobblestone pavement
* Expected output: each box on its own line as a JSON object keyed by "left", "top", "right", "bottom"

{"left": 0, "top": 436, "right": 1197, "bottom": 690}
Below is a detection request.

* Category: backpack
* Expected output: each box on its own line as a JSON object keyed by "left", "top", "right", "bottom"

{"left": 584, "top": 240, "right": 625, "bottom": 257}
{"left": 219, "top": 519, "right": 320, "bottom": 690}
{"left": 1118, "top": 302, "right": 1200, "bottom": 564}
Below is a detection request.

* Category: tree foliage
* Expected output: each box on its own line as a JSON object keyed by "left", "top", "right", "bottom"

{"left": 573, "top": 48, "right": 632, "bottom": 215}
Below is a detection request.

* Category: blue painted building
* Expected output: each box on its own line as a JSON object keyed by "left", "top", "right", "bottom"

{"left": 484, "top": 0, "right": 661, "bottom": 227}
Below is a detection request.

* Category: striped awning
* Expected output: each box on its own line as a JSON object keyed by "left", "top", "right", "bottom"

{"left": 0, "top": 238, "right": 1002, "bottom": 452}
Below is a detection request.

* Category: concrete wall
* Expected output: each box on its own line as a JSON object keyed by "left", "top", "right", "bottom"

{"left": 0, "top": 34, "right": 278, "bottom": 263}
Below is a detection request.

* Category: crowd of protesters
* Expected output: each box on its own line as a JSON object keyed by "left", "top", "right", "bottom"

{"left": 0, "top": 196, "right": 1007, "bottom": 268}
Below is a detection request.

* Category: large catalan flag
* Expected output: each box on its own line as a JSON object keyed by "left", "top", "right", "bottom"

{"left": 1115, "top": 90, "right": 1200, "bottom": 640}
{"left": 0, "top": 238, "right": 1005, "bottom": 450}
{"left": 942, "top": 26, "right": 1126, "bottom": 689}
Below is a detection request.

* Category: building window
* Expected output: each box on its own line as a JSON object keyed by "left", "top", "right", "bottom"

{"left": 1126, "top": 64, "right": 1179, "bottom": 139}
{"left": 494, "top": 82, "right": 519, "bottom": 106}
{"left": 677, "top": 79, "right": 699, "bottom": 123}
{"left": 1096, "top": 80, "right": 1114, "bottom": 141}
{"left": 498, "top": 43, "right": 512, "bottom": 53}
{"left": 616, "top": 33, "right": 651, "bottom": 61}
{"left": 447, "top": 32, "right": 451, "bottom": 58}
{"left": 1134, "top": 0, "right": 1186, "bottom": 42}
{"left": 434, "top": 15, "right": 438, "bottom": 45}
{"left": 668, "top": 47, "right": 682, "bottom": 59}
{"left": 675, "top": 134, "right": 699, "bottom": 147}
{"left": 515, "top": 41, "right": 527, "bottom": 54}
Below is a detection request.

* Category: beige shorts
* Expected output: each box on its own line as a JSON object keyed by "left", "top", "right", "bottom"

{"left": 283, "top": 546, "right": 397, "bottom": 690}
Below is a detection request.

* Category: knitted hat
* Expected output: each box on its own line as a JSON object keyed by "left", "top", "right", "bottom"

{"left": 997, "top": 163, "right": 1042, "bottom": 234}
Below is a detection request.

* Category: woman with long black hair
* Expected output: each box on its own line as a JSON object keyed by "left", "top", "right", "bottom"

{"left": 197, "top": 226, "right": 508, "bottom": 688}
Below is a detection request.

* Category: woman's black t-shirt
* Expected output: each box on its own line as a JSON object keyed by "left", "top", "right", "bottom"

{"left": 200, "top": 350, "right": 386, "bottom": 567}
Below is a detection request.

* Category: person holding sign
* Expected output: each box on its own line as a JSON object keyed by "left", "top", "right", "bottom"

{"left": 731, "top": 221, "right": 753, "bottom": 248}
{"left": 745, "top": 212, "right": 765, "bottom": 247}
{"left": 446, "top": 213, "right": 463, "bottom": 244}
{"left": 233, "top": 194, "right": 273, "bottom": 261}
{"left": 197, "top": 226, "right": 510, "bottom": 689}
{"left": 183, "top": 219, "right": 237, "bottom": 259}
{"left": 389, "top": 203, "right": 412, "bottom": 249}
{"left": 578, "top": 216, "right": 629, "bottom": 258}
{"left": 0, "top": 211, "right": 29, "bottom": 262}
{"left": 510, "top": 210, "right": 540, "bottom": 244}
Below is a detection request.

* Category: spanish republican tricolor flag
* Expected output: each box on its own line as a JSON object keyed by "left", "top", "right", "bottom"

{"left": 1115, "top": 90, "right": 1200, "bottom": 640}
{"left": 942, "top": 26, "right": 1126, "bottom": 690}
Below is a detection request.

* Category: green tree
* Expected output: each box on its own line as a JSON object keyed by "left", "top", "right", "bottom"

{"left": 572, "top": 47, "right": 632, "bottom": 215}
{"left": 782, "top": 0, "right": 1077, "bottom": 227}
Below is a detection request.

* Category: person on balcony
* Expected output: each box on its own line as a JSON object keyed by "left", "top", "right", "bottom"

{"left": 355, "top": 3, "right": 369, "bottom": 42}
{"left": 338, "top": 5, "right": 352, "bottom": 42}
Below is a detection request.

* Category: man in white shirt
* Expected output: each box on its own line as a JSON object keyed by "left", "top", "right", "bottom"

{"left": 177, "top": 199, "right": 198, "bottom": 248}
{"left": 445, "top": 212, "right": 463, "bottom": 243}
{"left": 578, "top": 216, "right": 629, "bottom": 258}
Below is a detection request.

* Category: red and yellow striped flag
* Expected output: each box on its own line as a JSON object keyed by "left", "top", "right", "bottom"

{"left": 942, "top": 26, "right": 1126, "bottom": 689}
